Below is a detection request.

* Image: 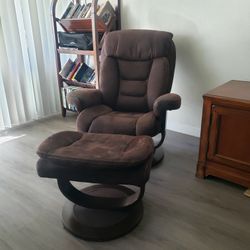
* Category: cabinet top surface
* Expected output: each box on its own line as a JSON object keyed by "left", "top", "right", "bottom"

{"left": 204, "top": 80, "right": 250, "bottom": 102}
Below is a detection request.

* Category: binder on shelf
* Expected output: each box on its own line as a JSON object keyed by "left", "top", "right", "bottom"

{"left": 58, "top": 32, "right": 93, "bottom": 50}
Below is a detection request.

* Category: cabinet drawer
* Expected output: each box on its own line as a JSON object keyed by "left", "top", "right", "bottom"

{"left": 207, "top": 105, "right": 250, "bottom": 171}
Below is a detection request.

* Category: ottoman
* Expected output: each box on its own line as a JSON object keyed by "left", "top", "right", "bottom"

{"left": 36, "top": 131, "right": 154, "bottom": 241}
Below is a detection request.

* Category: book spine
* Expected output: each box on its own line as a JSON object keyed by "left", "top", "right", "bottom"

{"left": 75, "top": 4, "right": 85, "bottom": 18}
{"left": 66, "top": 3, "right": 80, "bottom": 19}
{"left": 65, "top": 86, "right": 80, "bottom": 111}
{"left": 80, "top": 3, "right": 91, "bottom": 18}
{"left": 59, "top": 58, "right": 74, "bottom": 78}
{"left": 61, "top": 2, "right": 74, "bottom": 19}
{"left": 72, "top": 4, "right": 82, "bottom": 18}
{"left": 72, "top": 63, "right": 83, "bottom": 81}
{"left": 61, "top": 87, "right": 67, "bottom": 108}
{"left": 67, "top": 62, "right": 80, "bottom": 80}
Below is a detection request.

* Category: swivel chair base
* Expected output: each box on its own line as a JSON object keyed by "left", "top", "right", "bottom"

{"left": 153, "top": 146, "right": 164, "bottom": 166}
{"left": 62, "top": 185, "right": 143, "bottom": 241}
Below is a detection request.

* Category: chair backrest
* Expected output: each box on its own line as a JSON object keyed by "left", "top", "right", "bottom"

{"left": 99, "top": 29, "right": 176, "bottom": 113}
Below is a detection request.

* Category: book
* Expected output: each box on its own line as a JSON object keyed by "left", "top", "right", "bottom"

{"left": 67, "top": 63, "right": 94, "bottom": 83}
{"left": 79, "top": 3, "right": 91, "bottom": 18}
{"left": 96, "top": 5, "right": 101, "bottom": 14}
{"left": 61, "top": 2, "right": 74, "bottom": 19}
{"left": 72, "top": 4, "right": 82, "bottom": 18}
{"left": 89, "top": 71, "right": 96, "bottom": 82}
{"left": 85, "top": 4, "right": 101, "bottom": 18}
{"left": 79, "top": 64, "right": 94, "bottom": 83}
{"left": 74, "top": 4, "right": 85, "bottom": 18}
{"left": 97, "top": 1, "right": 115, "bottom": 25}
{"left": 86, "top": 71, "right": 95, "bottom": 84}
{"left": 72, "top": 63, "right": 84, "bottom": 81}
{"left": 84, "top": 5, "right": 92, "bottom": 18}
{"left": 67, "top": 61, "right": 80, "bottom": 80}
{"left": 61, "top": 87, "right": 67, "bottom": 108}
{"left": 66, "top": 3, "right": 80, "bottom": 19}
{"left": 59, "top": 58, "right": 74, "bottom": 78}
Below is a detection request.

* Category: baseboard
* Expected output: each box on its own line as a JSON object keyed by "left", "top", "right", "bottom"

{"left": 0, "top": 112, "right": 61, "bottom": 134}
{"left": 167, "top": 122, "right": 200, "bottom": 137}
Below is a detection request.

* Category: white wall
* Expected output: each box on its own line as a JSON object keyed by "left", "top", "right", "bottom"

{"left": 121, "top": 0, "right": 250, "bottom": 137}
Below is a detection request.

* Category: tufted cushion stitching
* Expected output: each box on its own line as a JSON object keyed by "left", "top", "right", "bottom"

{"left": 115, "top": 59, "right": 155, "bottom": 112}
{"left": 118, "top": 59, "right": 153, "bottom": 81}
{"left": 119, "top": 80, "right": 147, "bottom": 98}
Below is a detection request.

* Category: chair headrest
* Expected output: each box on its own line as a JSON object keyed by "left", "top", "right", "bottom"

{"left": 102, "top": 29, "right": 174, "bottom": 61}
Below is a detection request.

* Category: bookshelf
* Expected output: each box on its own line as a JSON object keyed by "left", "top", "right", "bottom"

{"left": 51, "top": 0, "right": 121, "bottom": 117}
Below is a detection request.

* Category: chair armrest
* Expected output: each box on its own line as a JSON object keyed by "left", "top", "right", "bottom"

{"left": 153, "top": 93, "right": 181, "bottom": 117}
{"left": 67, "top": 89, "right": 103, "bottom": 113}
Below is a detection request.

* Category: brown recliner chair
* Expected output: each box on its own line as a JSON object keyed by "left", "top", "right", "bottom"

{"left": 68, "top": 29, "right": 181, "bottom": 163}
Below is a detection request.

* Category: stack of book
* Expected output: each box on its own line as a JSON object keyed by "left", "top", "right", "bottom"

{"left": 61, "top": 1, "right": 115, "bottom": 26}
{"left": 59, "top": 58, "right": 95, "bottom": 84}
{"left": 61, "top": 2, "right": 92, "bottom": 19}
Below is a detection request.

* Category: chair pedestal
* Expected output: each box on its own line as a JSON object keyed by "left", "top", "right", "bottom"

{"left": 61, "top": 184, "right": 143, "bottom": 241}
{"left": 153, "top": 146, "right": 164, "bottom": 166}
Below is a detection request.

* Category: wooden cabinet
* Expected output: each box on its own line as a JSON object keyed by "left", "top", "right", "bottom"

{"left": 196, "top": 80, "right": 250, "bottom": 188}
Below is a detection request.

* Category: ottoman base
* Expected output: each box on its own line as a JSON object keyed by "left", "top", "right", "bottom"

{"left": 62, "top": 185, "right": 143, "bottom": 241}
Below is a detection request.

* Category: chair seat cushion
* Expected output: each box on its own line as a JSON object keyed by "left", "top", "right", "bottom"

{"left": 36, "top": 131, "right": 154, "bottom": 185}
{"left": 89, "top": 111, "right": 142, "bottom": 135}
{"left": 76, "top": 105, "right": 161, "bottom": 136}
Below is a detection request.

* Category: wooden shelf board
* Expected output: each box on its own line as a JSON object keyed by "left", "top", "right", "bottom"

{"left": 62, "top": 77, "right": 96, "bottom": 88}
{"left": 58, "top": 48, "right": 95, "bottom": 55}
{"left": 58, "top": 18, "right": 107, "bottom": 33}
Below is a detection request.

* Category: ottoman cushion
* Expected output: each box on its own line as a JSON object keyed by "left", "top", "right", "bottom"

{"left": 37, "top": 131, "right": 154, "bottom": 185}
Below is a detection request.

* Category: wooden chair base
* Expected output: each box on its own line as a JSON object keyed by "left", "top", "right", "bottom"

{"left": 61, "top": 184, "right": 143, "bottom": 241}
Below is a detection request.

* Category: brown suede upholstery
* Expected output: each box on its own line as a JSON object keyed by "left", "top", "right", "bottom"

{"left": 67, "top": 89, "right": 103, "bottom": 113}
{"left": 153, "top": 93, "right": 182, "bottom": 117}
{"left": 67, "top": 29, "right": 181, "bottom": 138}
{"left": 37, "top": 131, "right": 154, "bottom": 186}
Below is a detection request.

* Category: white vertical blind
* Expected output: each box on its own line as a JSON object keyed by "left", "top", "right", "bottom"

{"left": 0, "top": 0, "right": 60, "bottom": 130}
